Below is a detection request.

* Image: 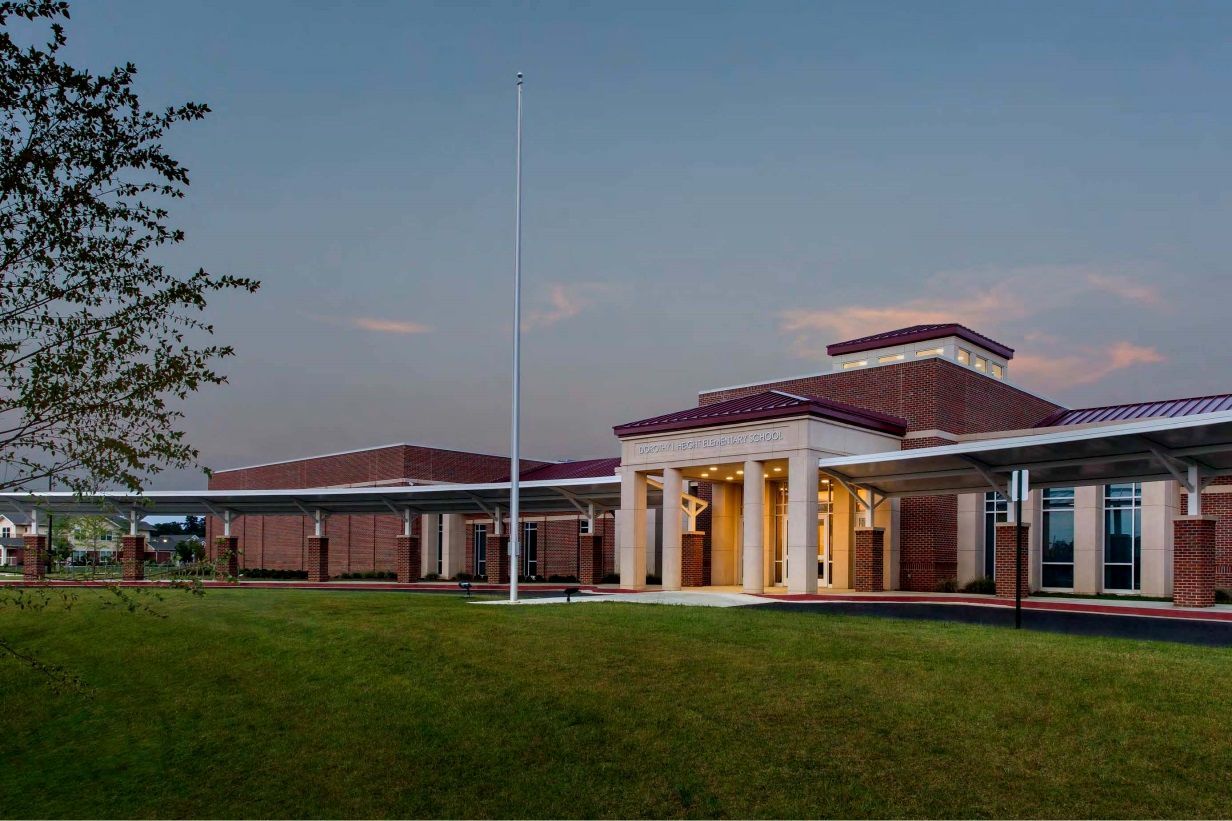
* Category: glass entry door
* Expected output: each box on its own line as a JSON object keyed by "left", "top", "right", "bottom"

{"left": 818, "top": 485, "right": 833, "bottom": 587}
{"left": 772, "top": 482, "right": 788, "bottom": 585}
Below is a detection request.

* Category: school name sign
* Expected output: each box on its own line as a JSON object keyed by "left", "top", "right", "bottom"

{"left": 636, "top": 429, "right": 785, "bottom": 455}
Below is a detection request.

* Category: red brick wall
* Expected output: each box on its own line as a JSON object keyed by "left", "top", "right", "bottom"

{"left": 464, "top": 514, "right": 617, "bottom": 581}
{"left": 681, "top": 532, "right": 707, "bottom": 586}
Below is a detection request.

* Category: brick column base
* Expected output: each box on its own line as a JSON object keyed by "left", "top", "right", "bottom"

{"left": 853, "top": 527, "right": 885, "bottom": 592}
{"left": 22, "top": 534, "right": 46, "bottom": 581}
{"left": 214, "top": 536, "right": 239, "bottom": 580}
{"left": 487, "top": 534, "right": 510, "bottom": 584}
{"left": 578, "top": 534, "right": 605, "bottom": 585}
{"left": 396, "top": 535, "right": 421, "bottom": 583}
{"left": 681, "top": 531, "right": 707, "bottom": 587}
{"left": 1174, "top": 515, "right": 1217, "bottom": 607}
{"left": 307, "top": 536, "right": 329, "bottom": 582}
{"left": 121, "top": 535, "right": 146, "bottom": 581}
{"left": 994, "top": 522, "right": 1030, "bottom": 599}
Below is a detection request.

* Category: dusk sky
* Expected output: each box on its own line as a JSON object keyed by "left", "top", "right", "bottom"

{"left": 60, "top": 1, "right": 1232, "bottom": 487}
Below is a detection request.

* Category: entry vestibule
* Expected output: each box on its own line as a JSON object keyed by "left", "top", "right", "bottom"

{"left": 616, "top": 414, "right": 902, "bottom": 593}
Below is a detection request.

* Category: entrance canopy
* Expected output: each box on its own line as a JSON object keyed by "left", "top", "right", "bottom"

{"left": 0, "top": 475, "right": 626, "bottom": 518}
{"left": 817, "top": 411, "right": 1232, "bottom": 499}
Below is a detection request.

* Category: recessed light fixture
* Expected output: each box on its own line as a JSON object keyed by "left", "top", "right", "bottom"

{"left": 725, "top": 476, "right": 734, "bottom": 481}
{"left": 710, "top": 466, "right": 719, "bottom": 471}
{"left": 701, "top": 472, "right": 709, "bottom": 477}
{"left": 736, "top": 470, "right": 744, "bottom": 475}
{"left": 773, "top": 467, "right": 782, "bottom": 472}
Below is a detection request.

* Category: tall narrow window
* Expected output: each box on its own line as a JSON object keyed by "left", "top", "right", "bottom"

{"left": 957, "top": 348, "right": 971, "bottom": 365}
{"left": 984, "top": 491, "right": 1008, "bottom": 578}
{"left": 1104, "top": 483, "right": 1142, "bottom": 591}
{"left": 473, "top": 524, "right": 487, "bottom": 578}
{"left": 1041, "top": 488, "right": 1075, "bottom": 589}
{"left": 522, "top": 521, "right": 539, "bottom": 578}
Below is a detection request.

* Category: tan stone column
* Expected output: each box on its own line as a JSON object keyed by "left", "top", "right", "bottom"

{"left": 419, "top": 513, "right": 440, "bottom": 577}
{"left": 618, "top": 469, "right": 648, "bottom": 590}
{"left": 442, "top": 513, "right": 466, "bottom": 579}
{"left": 742, "top": 460, "right": 765, "bottom": 594}
{"left": 787, "top": 451, "right": 819, "bottom": 594}
{"left": 661, "top": 467, "right": 683, "bottom": 590}
{"left": 1073, "top": 485, "right": 1102, "bottom": 594}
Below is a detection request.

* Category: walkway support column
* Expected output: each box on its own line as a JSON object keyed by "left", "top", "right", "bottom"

{"left": 853, "top": 527, "right": 885, "bottom": 592}
{"left": 994, "top": 522, "right": 1030, "bottom": 599}
{"left": 395, "top": 510, "right": 420, "bottom": 584}
{"left": 22, "top": 533, "right": 46, "bottom": 581}
{"left": 214, "top": 510, "right": 238, "bottom": 580}
{"left": 787, "top": 452, "right": 819, "bottom": 594}
{"left": 487, "top": 532, "right": 510, "bottom": 584}
{"left": 1173, "top": 515, "right": 1216, "bottom": 607}
{"left": 121, "top": 509, "right": 145, "bottom": 581}
{"left": 619, "top": 469, "right": 648, "bottom": 590}
{"left": 742, "top": 460, "right": 765, "bottom": 594}
{"left": 661, "top": 467, "right": 683, "bottom": 590}
{"left": 307, "top": 510, "right": 329, "bottom": 583}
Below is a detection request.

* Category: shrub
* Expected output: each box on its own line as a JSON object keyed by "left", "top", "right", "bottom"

{"left": 422, "top": 572, "right": 440, "bottom": 581}
{"left": 240, "top": 568, "right": 309, "bottom": 580}
{"left": 646, "top": 573, "right": 662, "bottom": 585}
{"left": 454, "top": 572, "right": 474, "bottom": 582}
{"left": 962, "top": 576, "right": 996, "bottom": 595}
{"left": 934, "top": 578, "right": 959, "bottom": 593}
{"left": 600, "top": 573, "right": 620, "bottom": 584}
{"left": 548, "top": 574, "right": 578, "bottom": 583}
{"left": 338, "top": 571, "right": 396, "bottom": 580}
{"left": 1216, "top": 589, "right": 1232, "bottom": 604}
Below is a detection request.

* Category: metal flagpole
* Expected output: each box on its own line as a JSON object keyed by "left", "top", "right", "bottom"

{"left": 509, "top": 72, "right": 524, "bottom": 604}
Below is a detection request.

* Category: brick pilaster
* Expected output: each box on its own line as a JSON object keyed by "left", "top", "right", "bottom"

{"left": 1173, "top": 515, "right": 1217, "bottom": 607}
{"left": 681, "top": 531, "right": 707, "bottom": 587}
{"left": 994, "top": 522, "right": 1030, "bottom": 599}
{"left": 578, "top": 534, "right": 605, "bottom": 585}
{"left": 214, "top": 536, "right": 239, "bottom": 580}
{"left": 486, "top": 534, "right": 510, "bottom": 584}
{"left": 395, "top": 535, "right": 420, "bottom": 583}
{"left": 121, "top": 535, "right": 146, "bottom": 581}
{"left": 853, "top": 527, "right": 885, "bottom": 592}
{"left": 22, "top": 534, "right": 46, "bottom": 582}
{"left": 306, "top": 536, "right": 329, "bottom": 582}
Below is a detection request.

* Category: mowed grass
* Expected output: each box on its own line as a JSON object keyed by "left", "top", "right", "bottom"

{"left": 1, "top": 591, "right": 1231, "bottom": 819}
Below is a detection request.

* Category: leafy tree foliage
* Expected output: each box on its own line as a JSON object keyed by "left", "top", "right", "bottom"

{"left": 0, "top": 0, "right": 259, "bottom": 495}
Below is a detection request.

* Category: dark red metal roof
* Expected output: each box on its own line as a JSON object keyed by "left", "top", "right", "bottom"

{"left": 516, "top": 457, "right": 622, "bottom": 481}
{"left": 826, "top": 323, "right": 1015, "bottom": 360}
{"left": 612, "top": 390, "right": 907, "bottom": 437}
{"left": 1037, "top": 393, "right": 1232, "bottom": 427}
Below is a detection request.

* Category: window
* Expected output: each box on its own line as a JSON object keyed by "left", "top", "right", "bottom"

{"left": 1041, "top": 488, "right": 1075, "bottom": 589}
{"left": 473, "top": 524, "right": 487, "bottom": 578}
{"left": 521, "top": 522, "right": 539, "bottom": 578}
{"left": 984, "top": 491, "right": 1008, "bottom": 578}
{"left": 990, "top": 363, "right": 1004, "bottom": 379}
{"left": 916, "top": 347, "right": 943, "bottom": 358}
{"left": 435, "top": 517, "right": 444, "bottom": 576}
{"left": 877, "top": 353, "right": 905, "bottom": 364}
{"left": 0, "top": 527, "right": 9, "bottom": 538}
{"left": 842, "top": 360, "right": 867, "bottom": 370}
{"left": 579, "top": 517, "right": 591, "bottom": 535}
{"left": 975, "top": 356, "right": 988, "bottom": 372}
{"left": 1104, "top": 483, "right": 1142, "bottom": 591}
{"left": 957, "top": 348, "right": 971, "bottom": 365}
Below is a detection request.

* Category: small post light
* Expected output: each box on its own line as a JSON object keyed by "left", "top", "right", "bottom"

{"left": 564, "top": 586, "right": 580, "bottom": 603}
{"left": 458, "top": 580, "right": 472, "bottom": 597}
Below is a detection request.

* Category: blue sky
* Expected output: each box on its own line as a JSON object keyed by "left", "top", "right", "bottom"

{"left": 53, "top": 1, "right": 1232, "bottom": 485}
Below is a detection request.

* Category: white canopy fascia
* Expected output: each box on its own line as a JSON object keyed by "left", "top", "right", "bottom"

{"left": 817, "top": 410, "right": 1232, "bottom": 499}
{"left": 0, "top": 475, "right": 626, "bottom": 519}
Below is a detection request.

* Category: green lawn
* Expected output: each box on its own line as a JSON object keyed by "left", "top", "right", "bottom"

{"left": 1, "top": 590, "right": 1231, "bottom": 819}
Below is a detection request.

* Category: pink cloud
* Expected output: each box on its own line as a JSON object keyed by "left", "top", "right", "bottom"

{"left": 523, "top": 283, "right": 608, "bottom": 331}
{"left": 1012, "top": 341, "right": 1166, "bottom": 390}
{"left": 351, "top": 317, "right": 432, "bottom": 335}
